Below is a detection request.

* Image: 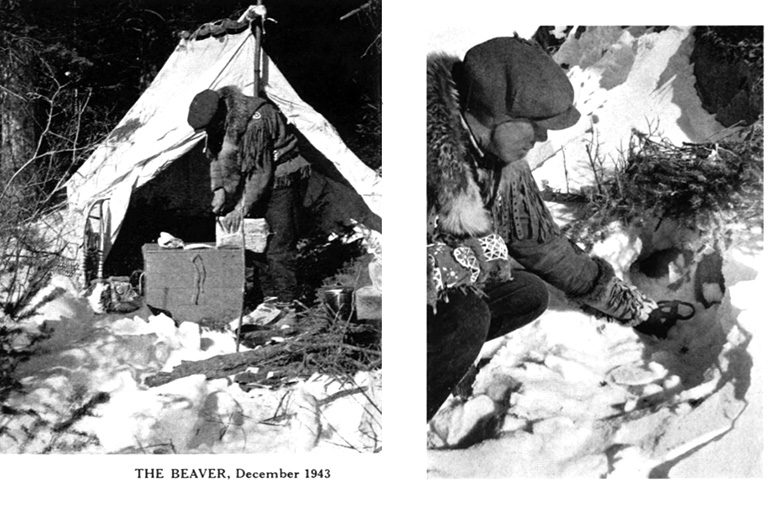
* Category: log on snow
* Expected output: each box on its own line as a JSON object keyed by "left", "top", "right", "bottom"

{"left": 144, "top": 343, "right": 287, "bottom": 387}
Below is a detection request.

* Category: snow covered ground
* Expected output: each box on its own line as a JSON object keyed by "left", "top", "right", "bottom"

{"left": 1, "top": 275, "right": 381, "bottom": 454}
{"left": 428, "top": 223, "right": 761, "bottom": 477}
{"left": 427, "top": 26, "right": 763, "bottom": 477}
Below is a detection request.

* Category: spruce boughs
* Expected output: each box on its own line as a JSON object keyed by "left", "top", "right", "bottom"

{"left": 563, "top": 118, "right": 763, "bottom": 251}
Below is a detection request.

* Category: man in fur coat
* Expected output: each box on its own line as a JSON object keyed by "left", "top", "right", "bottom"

{"left": 427, "top": 37, "right": 658, "bottom": 420}
{"left": 188, "top": 86, "right": 381, "bottom": 311}
{"left": 185, "top": 86, "right": 314, "bottom": 313}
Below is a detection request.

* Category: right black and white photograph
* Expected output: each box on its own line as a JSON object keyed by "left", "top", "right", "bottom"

{"left": 426, "top": 24, "right": 763, "bottom": 478}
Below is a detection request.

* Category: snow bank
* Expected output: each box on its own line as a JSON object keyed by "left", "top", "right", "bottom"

{"left": 2, "top": 276, "right": 381, "bottom": 454}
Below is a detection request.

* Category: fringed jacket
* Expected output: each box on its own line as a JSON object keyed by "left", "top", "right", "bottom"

{"left": 427, "top": 52, "right": 645, "bottom": 319}
{"left": 206, "top": 86, "right": 310, "bottom": 217}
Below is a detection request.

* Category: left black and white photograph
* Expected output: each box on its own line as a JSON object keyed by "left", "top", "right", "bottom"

{"left": 1, "top": 0, "right": 381, "bottom": 455}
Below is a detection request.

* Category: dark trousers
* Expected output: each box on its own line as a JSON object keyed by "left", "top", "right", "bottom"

{"left": 246, "top": 181, "right": 301, "bottom": 305}
{"left": 427, "top": 271, "right": 549, "bottom": 420}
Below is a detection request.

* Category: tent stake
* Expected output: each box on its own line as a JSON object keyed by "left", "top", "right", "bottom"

{"left": 234, "top": 212, "right": 246, "bottom": 353}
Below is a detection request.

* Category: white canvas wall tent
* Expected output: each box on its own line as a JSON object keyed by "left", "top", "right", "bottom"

{"left": 57, "top": 16, "right": 381, "bottom": 287}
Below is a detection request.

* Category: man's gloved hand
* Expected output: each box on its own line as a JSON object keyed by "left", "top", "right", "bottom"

{"left": 211, "top": 188, "right": 227, "bottom": 216}
{"left": 218, "top": 209, "right": 243, "bottom": 234}
{"left": 588, "top": 276, "right": 658, "bottom": 327}
{"left": 453, "top": 234, "right": 512, "bottom": 285}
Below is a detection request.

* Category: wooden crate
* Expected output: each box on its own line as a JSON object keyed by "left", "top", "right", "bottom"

{"left": 142, "top": 244, "right": 244, "bottom": 323}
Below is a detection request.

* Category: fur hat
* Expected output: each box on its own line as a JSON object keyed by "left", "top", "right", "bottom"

{"left": 459, "top": 37, "right": 580, "bottom": 130}
{"left": 187, "top": 89, "right": 221, "bottom": 130}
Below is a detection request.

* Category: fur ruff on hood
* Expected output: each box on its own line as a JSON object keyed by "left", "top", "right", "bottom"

{"left": 427, "top": 53, "right": 491, "bottom": 239}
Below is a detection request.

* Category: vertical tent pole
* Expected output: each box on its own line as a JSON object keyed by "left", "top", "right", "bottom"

{"left": 251, "top": 0, "right": 264, "bottom": 96}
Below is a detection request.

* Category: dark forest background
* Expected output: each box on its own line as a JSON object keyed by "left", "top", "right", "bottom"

{"left": 0, "top": 0, "right": 381, "bottom": 211}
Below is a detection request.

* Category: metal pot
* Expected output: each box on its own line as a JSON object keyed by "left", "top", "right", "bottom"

{"left": 322, "top": 286, "right": 355, "bottom": 320}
